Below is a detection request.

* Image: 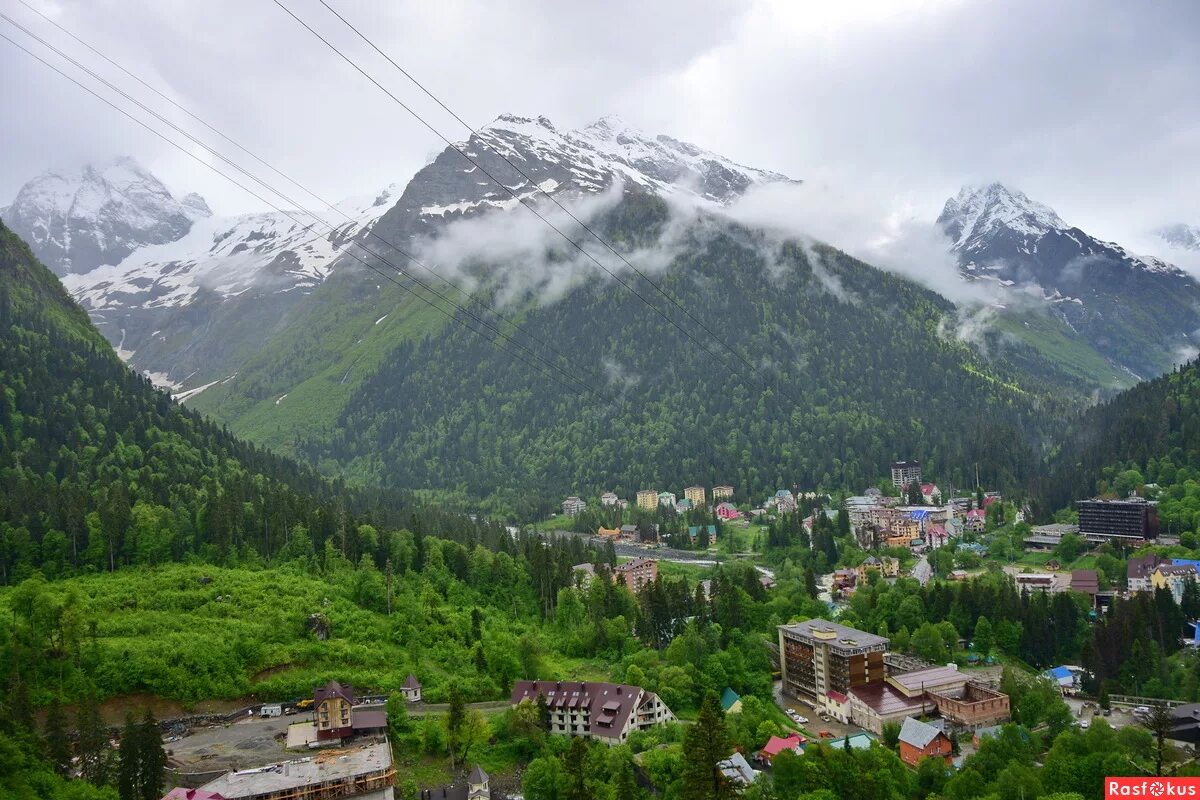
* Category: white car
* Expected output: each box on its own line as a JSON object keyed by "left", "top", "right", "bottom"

{"left": 794, "top": 715, "right": 809, "bottom": 725}
{"left": 1079, "top": 719, "right": 1090, "bottom": 729}
{"left": 787, "top": 708, "right": 797, "bottom": 716}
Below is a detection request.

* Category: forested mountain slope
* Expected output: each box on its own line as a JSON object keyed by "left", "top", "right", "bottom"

{"left": 1047, "top": 356, "right": 1200, "bottom": 526}
{"left": 0, "top": 219, "right": 421, "bottom": 582}
{"left": 305, "top": 193, "right": 1070, "bottom": 507}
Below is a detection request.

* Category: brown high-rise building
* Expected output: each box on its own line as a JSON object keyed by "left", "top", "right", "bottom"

{"left": 779, "top": 620, "right": 888, "bottom": 705}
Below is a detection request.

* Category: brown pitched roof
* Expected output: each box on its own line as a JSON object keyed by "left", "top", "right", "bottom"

{"left": 510, "top": 680, "right": 644, "bottom": 739}
{"left": 1071, "top": 569, "right": 1100, "bottom": 594}
{"left": 1128, "top": 553, "right": 1170, "bottom": 581}
{"left": 314, "top": 680, "right": 354, "bottom": 705}
{"left": 403, "top": 673, "right": 422, "bottom": 690}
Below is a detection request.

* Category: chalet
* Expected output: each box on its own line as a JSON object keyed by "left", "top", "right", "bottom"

{"left": 314, "top": 681, "right": 355, "bottom": 741}
{"left": 162, "top": 791, "right": 226, "bottom": 800}
{"left": 675, "top": 498, "right": 693, "bottom": 514}
{"left": 400, "top": 673, "right": 422, "bottom": 703}
{"left": 600, "top": 492, "right": 620, "bottom": 507}
{"left": 657, "top": 491, "right": 677, "bottom": 508}
{"left": 1128, "top": 553, "right": 1171, "bottom": 592}
{"left": 920, "top": 484, "right": 940, "bottom": 504}
{"left": 619, "top": 524, "right": 639, "bottom": 540}
{"left": 596, "top": 527, "right": 621, "bottom": 539}
{"left": 420, "top": 765, "right": 490, "bottom": 800}
{"left": 720, "top": 687, "right": 743, "bottom": 714}
{"left": 1152, "top": 564, "right": 1199, "bottom": 604}
{"left": 561, "top": 496, "right": 587, "bottom": 517}
{"left": 510, "top": 680, "right": 675, "bottom": 744}
{"left": 756, "top": 734, "right": 804, "bottom": 765}
{"left": 898, "top": 718, "right": 952, "bottom": 767}
{"left": 312, "top": 681, "right": 387, "bottom": 742}
{"left": 686, "top": 525, "right": 717, "bottom": 544}
{"left": 964, "top": 508, "right": 987, "bottom": 532}
{"left": 715, "top": 502, "right": 742, "bottom": 521}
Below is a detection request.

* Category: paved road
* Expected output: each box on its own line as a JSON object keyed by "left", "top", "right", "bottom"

{"left": 772, "top": 680, "right": 867, "bottom": 741}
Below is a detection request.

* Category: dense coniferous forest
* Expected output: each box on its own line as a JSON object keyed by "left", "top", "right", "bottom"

{"left": 0, "top": 219, "right": 445, "bottom": 581}
{"left": 1048, "top": 356, "right": 1200, "bottom": 532}
{"left": 306, "top": 194, "right": 1075, "bottom": 509}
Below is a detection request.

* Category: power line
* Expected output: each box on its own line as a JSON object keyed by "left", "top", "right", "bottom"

{"left": 271, "top": 0, "right": 790, "bottom": 403}
{"left": 13, "top": 0, "right": 582, "bottom": 380}
{"left": 0, "top": 25, "right": 613, "bottom": 404}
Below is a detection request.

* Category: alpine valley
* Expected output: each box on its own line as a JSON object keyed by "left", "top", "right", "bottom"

{"left": 5, "top": 114, "right": 1199, "bottom": 510}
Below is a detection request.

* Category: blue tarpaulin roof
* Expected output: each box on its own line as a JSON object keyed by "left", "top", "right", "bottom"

{"left": 1046, "top": 666, "right": 1072, "bottom": 680}
{"left": 910, "top": 509, "right": 930, "bottom": 521}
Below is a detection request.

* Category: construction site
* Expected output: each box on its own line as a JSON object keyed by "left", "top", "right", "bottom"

{"left": 197, "top": 741, "right": 395, "bottom": 800}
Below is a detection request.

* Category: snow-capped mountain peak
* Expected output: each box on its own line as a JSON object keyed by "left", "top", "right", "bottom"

{"left": 2, "top": 156, "right": 208, "bottom": 275}
{"left": 1158, "top": 223, "right": 1200, "bottom": 251}
{"left": 477, "top": 112, "right": 797, "bottom": 203}
{"left": 938, "top": 182, "right": 1066, "bottom": 254}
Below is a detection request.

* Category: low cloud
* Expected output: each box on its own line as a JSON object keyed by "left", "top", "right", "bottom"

{"left": 720, "top": 181, "right": 994, "bottom": 307}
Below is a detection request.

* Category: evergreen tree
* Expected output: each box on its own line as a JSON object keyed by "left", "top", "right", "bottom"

{"left": 137, "top": 710, "right": 165, "bottom": 800}
{"left": 614, "top": 758, "right": 642, "bottom": 800}
{"left": 77, "top": 694, "right": 110, "bottom": 786}
{"left": 44, "top": 698, "right": 72, "bottom": 777}
{"left": 116, "top": 713, "right": 139, "bottom": 800}
{"left": 908, "top": 481, "right": 924, "bottom": 506}
{"left": 680, "top": 692, "right": 734, "bottom": 800}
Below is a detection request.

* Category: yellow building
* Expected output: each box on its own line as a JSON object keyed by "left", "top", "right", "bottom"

{"left": 713, "top": 485, "right": 734, "bottom": 501}
{"left": 636, "top": 490, "right": 659, "bottom": 511}
{"left": 685, "top": 486, "right": 706, "bottom": 506}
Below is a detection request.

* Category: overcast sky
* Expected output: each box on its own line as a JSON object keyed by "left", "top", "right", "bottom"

{"left": 2, "top": 0, "right": 1198, "bottom": 251}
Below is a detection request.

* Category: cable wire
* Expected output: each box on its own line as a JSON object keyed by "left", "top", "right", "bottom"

{"left": 271, "top": 0, "right": 791, "bottom": 403}
{"left": 0, "top": 25, "right": 613, "bottom": 403}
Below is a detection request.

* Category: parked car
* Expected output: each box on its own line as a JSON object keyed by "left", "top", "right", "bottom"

{"left": 787, "top": 708, "right": 797, "bottom": 716}
{"left": 794, "top": 715, "right": 809, "bottom": 724}
{"left": 819, "top": 730, "right": 835, "bottom": 739}
{"left": 1103, "top": 709, "right": 1112, "bottom": 717}
{"left": 1079, "top": 719, "right": 1090, "bottom": 729}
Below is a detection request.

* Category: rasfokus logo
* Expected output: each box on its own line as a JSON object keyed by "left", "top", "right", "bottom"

{"left": 1106, "top": 778, "right": 1200, "bottom": 798}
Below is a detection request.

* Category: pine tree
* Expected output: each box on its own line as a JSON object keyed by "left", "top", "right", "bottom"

{"left": 614, "top": 758, "right": 642, "bottom": 800}
{"left": 77, "top": 694, "right": 110, "bottom": 786}
{"left": 137, "top": 710, "right": 165, "bottom": 800}
{"left": 117, "top": 713, "right": 140, "bottom": 800}
{"left": 564, "top": 736, "right": 589, "bottom": 800}
{"left": 44, "top": 698, "right": 72, "bottom": 777}
{"left": 680, "top": 692, "right": 735, "bottom": 800}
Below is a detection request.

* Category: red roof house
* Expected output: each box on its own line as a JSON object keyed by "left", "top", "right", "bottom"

{"left": 757, "top": 733, "right": 804, "bottom": 764}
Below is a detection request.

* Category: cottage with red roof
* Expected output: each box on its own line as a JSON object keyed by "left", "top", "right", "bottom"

{"left": 510, "top": 680, "right": 675, "bottom": 744}
{"left": 161, "top": 791, "right": 225, "bottom": 800}
{"left": 757, "top": 733, "right": 805, "bottom": 765}
{"left": 964, "top": 508, "right": 987, "bottom": 532}
{"left": 825, "top": 690, "right": 850, "bottom": 723}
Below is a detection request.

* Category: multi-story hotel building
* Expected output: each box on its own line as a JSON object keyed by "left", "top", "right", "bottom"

{"left": 778, "top": 620, "right": 888, "bottom": 705}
